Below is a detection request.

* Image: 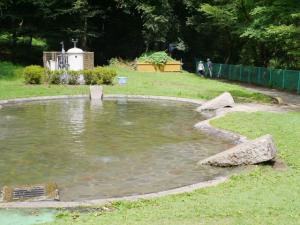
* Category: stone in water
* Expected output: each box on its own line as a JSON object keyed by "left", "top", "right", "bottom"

{"left": 90, "top": 85, "right": 103, "bottom": 100}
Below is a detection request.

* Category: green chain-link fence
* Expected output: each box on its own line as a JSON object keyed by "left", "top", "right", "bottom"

{"left": 195, "top": 61, "right": 300, "bottom": 93}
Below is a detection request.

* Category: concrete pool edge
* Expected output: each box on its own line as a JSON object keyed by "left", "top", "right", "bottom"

{"left": 0, "top": 176, "right": 228, "bottom": 208}
{"left": 1, "top": 94, "right": 275, "bottom": 208}
{"left": 0, "top": 94, "right": 204, "bottom": 106}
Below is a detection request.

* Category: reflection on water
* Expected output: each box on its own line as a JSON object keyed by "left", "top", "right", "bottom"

{"left": 0, "top": 99, "right": 236, "bottom": 201}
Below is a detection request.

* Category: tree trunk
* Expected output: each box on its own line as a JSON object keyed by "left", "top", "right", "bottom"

{"left": 225, "top": 31, "right": 232, "bottom": 64}
{"left": 11, "top": 29, "right": 17, "bottom": 63}
{"left": 82, "top": 17, "right": 88, "bottom": 50}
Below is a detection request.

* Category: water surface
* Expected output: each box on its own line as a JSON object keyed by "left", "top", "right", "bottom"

{"left": 0, "top": 98, "right": 235, "bottom": 201}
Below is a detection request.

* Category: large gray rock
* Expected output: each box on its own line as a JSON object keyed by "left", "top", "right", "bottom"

{"left": 90, "top": 85, "right": 103, "bottom": 100}
{"left": 199, "top": 134, "right": 277, "bottom": 166}
{"left": 197, "top": 92, "right": 234, "bottom": 111}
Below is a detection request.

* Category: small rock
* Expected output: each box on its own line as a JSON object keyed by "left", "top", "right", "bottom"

{"left": 197, "top": 92, "right": 234, "bottom": 111}
{"left": 273, "top": 97, "right": 284, "bottom": 105}
{"left": 199, "top": 134, "right": 277, "bottom": 167}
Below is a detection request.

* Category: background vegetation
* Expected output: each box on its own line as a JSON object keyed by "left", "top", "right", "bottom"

{"left": 0, "top": 0, "right": 299, "bottom": 69}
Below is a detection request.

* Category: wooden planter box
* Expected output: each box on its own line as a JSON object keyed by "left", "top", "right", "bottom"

{"left": 136, "top": 61, "right": 182, "bottom": 72}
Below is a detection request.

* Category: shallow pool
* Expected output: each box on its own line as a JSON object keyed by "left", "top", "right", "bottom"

{"left": 0, "top": 98, "right": 235, "bottom": 201}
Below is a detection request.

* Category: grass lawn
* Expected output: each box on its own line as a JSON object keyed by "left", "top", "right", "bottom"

{"left": 44, "top": 112, "right": 300, "bottom": 225}
{"left": 0, "top": 61, "right": 271, "bottom": 103}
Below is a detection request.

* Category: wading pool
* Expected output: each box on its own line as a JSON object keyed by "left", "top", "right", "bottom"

{"left": 0, "top": 98, "right": 236, "bottom": 201}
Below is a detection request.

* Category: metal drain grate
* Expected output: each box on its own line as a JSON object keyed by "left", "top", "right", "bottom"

{"left": 1, "top": 183, "right": 59, "bottom": 202}
{"left": 13, "top": 186, "right": 45, "bottom": 200}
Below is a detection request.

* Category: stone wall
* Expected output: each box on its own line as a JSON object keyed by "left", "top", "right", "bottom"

{"left": 83, "top": 52, "right": 94, "bottom": 70}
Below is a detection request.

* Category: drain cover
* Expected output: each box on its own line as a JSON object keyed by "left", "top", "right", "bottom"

{"left": 1, "top": 183, "right": 59, "bottom": 202}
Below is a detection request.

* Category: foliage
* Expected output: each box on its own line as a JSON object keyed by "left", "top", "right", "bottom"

{"left": 47, "top": 70, "right": 64, "bottom": 85}
{"left": 100, "top": 67, "right": 117, "bottom": 84}
{"left": 0, "top": 0, "right": 299, "bottom": 69}
{"left": 46, "top": 70, "right": 81, "bottom": 85}
{"left": 82, "top": 69, "right": 95, "bottom": 85}
{"left": 138, "top": 51, "right": 175, "bottom": 65}
{"left": 83, "top": 67, "right": 117, "bottom": 85}
{"left": 109, "top": 58, "right": 135, "bottom": 70}
{"left": 0, "top": 61, "right": 23, "bottom": 80}
{"left": 23, "top": 65, "right": 45, "bottom": 84}
{"left": 68, "top": 70, "right": 80, "bottom": 85}
{"left": 196, "top": 0, "right": 300, "bottom": 68}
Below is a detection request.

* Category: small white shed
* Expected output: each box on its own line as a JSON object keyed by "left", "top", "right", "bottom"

{"left": 67, "top": 47, "right": 84, "bottom": 71}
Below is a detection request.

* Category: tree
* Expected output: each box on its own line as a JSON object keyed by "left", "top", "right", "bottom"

{"left": 61, "top": 0, "right": 102, "bottom": 49}
{"left": 197, "top": 0, "right": 300, "bottom": 67}
{"left": 116, "top": 0, "right": 175, "bottom": 51}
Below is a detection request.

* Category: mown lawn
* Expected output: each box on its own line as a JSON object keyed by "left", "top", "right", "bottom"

{"left": 44, "top": 112, "right": 300, "bottom": 225}
{"left": 0, "top": 61, "right": 271, "bottom": 103}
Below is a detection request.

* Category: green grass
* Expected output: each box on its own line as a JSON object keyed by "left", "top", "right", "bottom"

{"left": 105, "top": 67, "right": 272, "bottom": 103}
{"left": 44, "top": 111, "right": 300, "bottom": 225}
{"left": 0, "top": 62, "right": 272, "bottom": 102}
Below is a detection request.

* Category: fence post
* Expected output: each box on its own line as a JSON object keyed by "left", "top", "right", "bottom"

{"left": 258, "top": 67, "right": 261, "bottom": 84}
{"left": 218, "top": 64, "right": 222, "bottom": 78}
{"left": 297, "top": 72, "right": 300, "bottom": 93}
{"left": 269, "top": 68, "right": 272, "bottom": 87}
{"left": 239, "top": 65, "right": 242, "bottom": 81}
{"left": 247, "top": 67, "right": 250, "bottom": 83}
{"left": 282, "top": 70, "right": 285, "bottom": 89}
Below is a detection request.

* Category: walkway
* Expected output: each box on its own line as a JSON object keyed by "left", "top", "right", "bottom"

{"left": 242, "top": 85, "right": 300, "bottom": 111}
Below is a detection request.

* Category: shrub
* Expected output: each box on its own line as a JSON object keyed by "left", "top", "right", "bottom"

{"left": 23, "top": 65, "right": 45, "bottom": 84}
{"left": 83, "top": 67, "right": 117, "bottom": 85}
{"left": 138, "top": 51, "right": 175, "bottom": 66}
{"left": 82, "top": 69, "right": 96, "bottom": 85}
{"left": 46, "top": 70, "right": 80, "bottom": 85}
{"left": 48, "top": 70, "right": 64, "bottom": 84}
{"left": 68, "top": 70, "right": 80, "bottom": 85}
{"left": 98, "top": 67, "right": 117, "bottom": 84}
{"left": 109, "top": 58, "right": 121, "bottom": 66}
{"left": 109, "top": 58, "right": 135, "bottom": 70}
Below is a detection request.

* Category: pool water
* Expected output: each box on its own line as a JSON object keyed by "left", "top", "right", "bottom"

{"left": 0, "top": 209, "right": 55, "bottom": 225}
{"left": 0, "top": 98, "right": 235, "bottom": 201}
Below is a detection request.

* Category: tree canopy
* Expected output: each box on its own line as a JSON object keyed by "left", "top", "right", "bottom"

{"left": 0, "top": 0, "right": 299, "bottom": 69}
